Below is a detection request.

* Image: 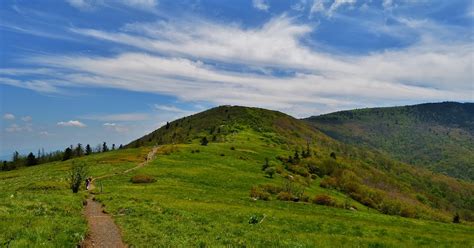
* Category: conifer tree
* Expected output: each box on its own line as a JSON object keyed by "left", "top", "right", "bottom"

{"left": 85, "top": 144, "right": 92, "bottom": 155}
{"left": 26, "top": 152, "right": 37, "bottom": 166}
{"left": 63, "top": 147, "right": 73, "bottom": 161}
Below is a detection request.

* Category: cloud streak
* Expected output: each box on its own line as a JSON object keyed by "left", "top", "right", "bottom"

{"left": 57, "top": 120, "right": 86, "bottom": 127}
{"left": 1, "top": 15, "right": 472, "bottom": 116}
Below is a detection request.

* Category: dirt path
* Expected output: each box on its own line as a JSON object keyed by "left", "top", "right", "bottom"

{"left": 82, "top": 198, "right": 125, "bottom": 248}
{"left": 82, "top": 146, "right": 159, "bottom": 247}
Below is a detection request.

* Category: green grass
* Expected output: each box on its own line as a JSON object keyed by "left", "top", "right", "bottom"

{"left": 89, "top": 132, "right": 473, "bottom": 247}
{"left": 1, "top": 109, "right": 473, "bottom": 247}
{"left": 0, "top": 147, "right": 150, "bottom": 247}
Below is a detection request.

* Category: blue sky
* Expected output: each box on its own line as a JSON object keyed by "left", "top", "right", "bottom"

{"left": 1, "top": 0, "right": 473, "bottom": 159}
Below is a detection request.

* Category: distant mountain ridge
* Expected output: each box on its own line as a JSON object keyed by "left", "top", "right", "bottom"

{"left": 305, "top": 102, "right": 474, "bottom": 181}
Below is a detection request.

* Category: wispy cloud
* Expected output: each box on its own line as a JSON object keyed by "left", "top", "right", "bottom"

{"left": 1, "top": 12, "right": 472, "bottom": 116}
{"left": 21, "top": 116, "right": 32, "bottom": 122}
{"left": 252, "top": 0, "right": 270, "bottom": 11}
{"left": 66, "top": 0, "right": 158, "bottom": 11}
{"left": 3, "top": 113, "right": 15, "bottom": 120}
{"left": 154, "top": 104, "right": 189, "bottom": 113}
{"left": 5, "top": 123, "right": 33, "bottom": 133}
{"left": 81, "top": 113, "right": 150, "bottom": 122}
{"left": 57, "top": 120, "right": 86, "bottom": 127}
{"left": 103, "top": 122, "right": 129, "bottom": 133}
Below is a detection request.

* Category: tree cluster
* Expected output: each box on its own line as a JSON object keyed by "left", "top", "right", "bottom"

{"left": 1, "top": 142, "right": 123, "bottom": 171}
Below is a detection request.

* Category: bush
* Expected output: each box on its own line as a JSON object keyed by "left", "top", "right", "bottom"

{"left": 277, "top": 191, "right": 294, "bottom": 201}
{"left": 320, "top": 176, "right": 337, "bottom": 189}
{"left": 300, "top": 193, "right": 310, "bottom": 202}
{"left": 230, "top": 146, "right": 235, "bottom": 150}
{"left": 69, "top": 162, "right": 88, "bottom": 193}
{"left": 130, "top": 175, "right": 156, "bottom": 184}
{"left": 313, "top": 194, "right": 334, "bottom": 206}
{"left": 453, "top": 213, "right": 460, "bottom": 223}
{"left": 260, "top": 184, "right": 283, "bottom": 194}
{"left": 250, "top": 186, "right": 270, "bottom": 200}
{"left": 264, "top": 167, "right": 276, "bottom": 178}
{"left": 200, "top": 137, "right": 208, "bottom": 146}
{"left": 248, "top": 214, "right": 264, "bottom": 224}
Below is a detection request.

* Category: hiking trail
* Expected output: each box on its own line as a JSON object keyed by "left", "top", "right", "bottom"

{"left": 82, "top": 146, "right": 159, "bottom": 247}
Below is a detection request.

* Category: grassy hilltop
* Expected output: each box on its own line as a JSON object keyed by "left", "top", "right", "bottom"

{"left": 305, "top": 102, "right": 474, "bottom": 181}
{"left": 1, "top": 105, "right": 473, "bottom": 247}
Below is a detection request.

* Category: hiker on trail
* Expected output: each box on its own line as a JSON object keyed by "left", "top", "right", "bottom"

{"left": 85, "top": 177, "right": 91, "bottom": 190}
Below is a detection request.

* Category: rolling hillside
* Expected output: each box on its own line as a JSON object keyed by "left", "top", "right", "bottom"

{"left": 1, "top": 105, "right": 473, "bottom": 247}
{"left": 305, "top": 102, "right": 474, "bottom": 181}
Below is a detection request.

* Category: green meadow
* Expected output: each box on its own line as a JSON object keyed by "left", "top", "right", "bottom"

{"left": 2, "top": 129, "right": 472, "bottom": 247}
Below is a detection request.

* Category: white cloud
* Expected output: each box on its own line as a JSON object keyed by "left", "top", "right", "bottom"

{"left": 57, "top": 120, "right": 86, "bottom": 128}
{"left": 103, "top": 122, "right": 129, "bottom": 133}
{"left": 383, "top": 0, "right": 393, "bottom": 9}
{"left": 252, "top": 0, "right": 269, "bottom": 11}
{"left": 6, "top": 124, "right": 21, "bottom": 132}
{"left": 154, "top": 104, "right": 189, "bottom": 113}
{"left": 5, "top": 123, "right": 32, "bottom": 133}
{"left": 82, "top": 113, "right": 150, "bottom": 122}
{"left": 310, "top": 0, "right": 326, "bottom": 15}
{"left": 327, "top": 0, "right": 356, "bottom": 16}
{"left": 67, "top": 0, "right": 158, "bottom": 11}
{"left": 21, "top": 116, "right": 32, "bottom": 122}
{"left": 2, "top": 16, "right": 472, "bottom": 116}
{"left": 66, "top": 0, "right": 93, "bottom": 11}
{"left": 123, "top": 0, "right": 158, "bottom": 9}
{"left": 3, "top": 113, "right": 15, "bottom": 120}
{"left": 291, "top": 0, "right": 307, "bottom": 12}
{"left": 39, "top": 131, "right": 49, "bottom": 136}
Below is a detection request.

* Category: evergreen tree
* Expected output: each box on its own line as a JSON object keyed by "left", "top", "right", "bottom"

{"left": 85, "top": 144, "right": 92, "bottom": 155}
{"left": 12, "top": 151, "right": 19, "bottom": 162}
{"left": 63, "top": 147, "right": 73, "bottom": 161}
{"left": 102, "top": 142, "right": 109, "bottom": 152}
{"left": 2, "top": 161, "right": 7, "bottom": 171}
{"left": 75, "top": 143, "right": 84, "bottom": 157}
{"left": 453, "top": 213, "right": 460, "bottom": 223}
{"left": 294, "top": 150, "right": 300, "bottom": 162}
{"left": 26, "top": 152, "right": 37, "bottom": 166}
{"left": 303, "top": 142, "right": 311, "bottom": 158}
{"left": 330, "top": 152, "right": 337, "bottom": 160}
{"left": 112, "top": 144, "right": 116, "bottom": 150}
{"left": 166, "top": 122, "right": 170, "bottom": 129}
{"left": 200, "top": 137, "right": 209, "bottom": 146}
{"left": 119, "top": 144, "right": 123, "bottom": 149}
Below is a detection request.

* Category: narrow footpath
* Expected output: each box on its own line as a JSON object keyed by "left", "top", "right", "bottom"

{"left": 82, "top": 146, "right": 159, "bottom": 247}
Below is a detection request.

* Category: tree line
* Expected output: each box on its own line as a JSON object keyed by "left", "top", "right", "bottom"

{"left": 1, "top": 142, "right": 123, "bottom": 171}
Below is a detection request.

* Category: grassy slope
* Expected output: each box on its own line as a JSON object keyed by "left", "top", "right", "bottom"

{"left": 127, "top": 105, "right": 474, "bottom": 221}
{"left": 2, "top": 105, "right": 474, "bottom": 247}
{"left": 305, "top": 102, "right": 474, "bottom": 181}
{"left": 0, "top": 147, "right": 150, "bottom": 247}
{"left": 96, "top": 131, "right": 473, "bottom": 247}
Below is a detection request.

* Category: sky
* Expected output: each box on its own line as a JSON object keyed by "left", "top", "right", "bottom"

{"left": 0, "top": 0, "right": 473, "bottom": 159}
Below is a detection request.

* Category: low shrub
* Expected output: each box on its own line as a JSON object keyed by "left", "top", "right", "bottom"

{"left": 313, "top": 194, "right": 334, "bottom": 206}
{"left": 300, "top": 193, "right": 311, "bottom": 202}
{"left": 248, "top": 213, "right": 264, "bottom": 224}
{"left": 69, "top": 162, "right": 88, "bottom": 193}
{"left": 130, "top": 175, "right": 156, "bottom": 184}
{"left": 264, "top": 167, "right": 276, "bottom": 178}
{"left": 277, "top": 191, "right": 294, "bottom": 201}
{"left": 250, "top": 186, "right": 270, "bottom": 200}
{"left": 320, "top": 176, "right": 337, "bottom": 189}
{"left": 260, "top": 184, "right": 283, "bottom": 194}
